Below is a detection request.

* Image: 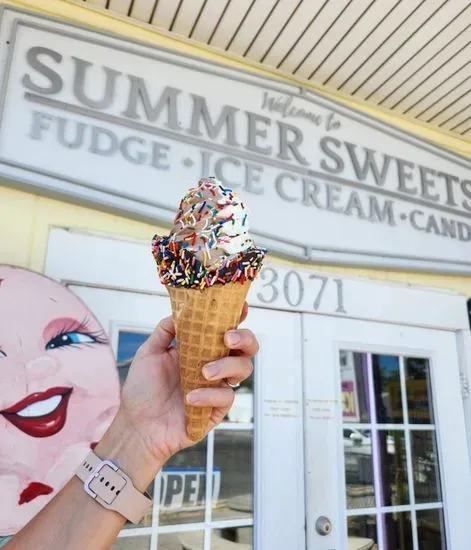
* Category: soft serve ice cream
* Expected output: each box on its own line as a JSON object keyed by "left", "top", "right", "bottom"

{"left": 152, "top": 177, "right": 266, "bottom": 289}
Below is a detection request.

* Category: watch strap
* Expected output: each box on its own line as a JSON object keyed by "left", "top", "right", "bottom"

{"left": 76, "top": 450, "right": 152, "bottom": 524}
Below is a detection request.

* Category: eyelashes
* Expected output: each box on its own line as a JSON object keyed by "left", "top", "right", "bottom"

{"left": 0, "top": 318, "right": 109, "bottom": 357}
{"left": 46, "top": 316, "right": 109, "bottom": 350}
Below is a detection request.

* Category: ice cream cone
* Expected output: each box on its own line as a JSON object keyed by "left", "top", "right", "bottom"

{"left": 153, "top": 177, "right": 266, "bottom": 439}
{"left": 168, "top": 282, "right": 251, "bottom": 441}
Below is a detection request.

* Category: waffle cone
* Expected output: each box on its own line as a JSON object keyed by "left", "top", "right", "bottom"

{"left": 168, "top": 282, "right": 251, "bottom": 441}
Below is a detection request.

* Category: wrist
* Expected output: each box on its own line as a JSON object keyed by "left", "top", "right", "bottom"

{"left": 94, "top": 411, "right": 165, "bottom": 493}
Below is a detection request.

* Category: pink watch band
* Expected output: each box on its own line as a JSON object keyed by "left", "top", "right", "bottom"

{"left": 75, "top": 450, "right": 153, "bottom": 524}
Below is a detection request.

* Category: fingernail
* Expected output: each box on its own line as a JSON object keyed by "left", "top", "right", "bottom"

{"left": 186, "top": 391, "right": 203, "bottom": 405}
{"left": 203, "top": 362, "right": 219, "bottom": 379}
{"left": 226, "top": 331, "right": 240, "bottom": 346}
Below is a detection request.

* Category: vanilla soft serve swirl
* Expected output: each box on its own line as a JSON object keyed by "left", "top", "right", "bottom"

{"left": 171, "top": 177, "right": 252, "bottom": 268}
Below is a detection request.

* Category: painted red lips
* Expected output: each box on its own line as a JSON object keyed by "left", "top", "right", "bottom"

{"left": 0, "top": 387, "right": 73, "bottom": 437}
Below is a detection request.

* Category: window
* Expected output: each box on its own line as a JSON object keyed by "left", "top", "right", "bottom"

{"left": 340, "top": 351, "right": 446, "bottom": 550}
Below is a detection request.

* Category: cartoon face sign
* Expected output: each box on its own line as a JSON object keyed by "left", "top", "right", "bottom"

{"left": 0, "top": 266, "right": 120, "bottom": 536}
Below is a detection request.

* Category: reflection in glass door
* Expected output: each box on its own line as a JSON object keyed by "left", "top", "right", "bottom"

{"left": 340, "top": 351, "right": 445, "bottom": 550}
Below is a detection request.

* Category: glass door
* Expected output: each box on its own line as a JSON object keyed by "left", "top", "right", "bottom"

{"left": 303, "top": 315, "right": 470, "bottom": 550}
{"left": 69, "top": 285, "right": 304, "bottom": 550}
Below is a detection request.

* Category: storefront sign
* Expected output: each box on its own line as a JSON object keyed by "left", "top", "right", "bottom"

{"left": 0, "top": 11, "right": 470, "bottom": 273}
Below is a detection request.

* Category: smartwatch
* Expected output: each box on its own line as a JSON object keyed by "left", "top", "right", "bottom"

{"left": 75, "top": 450, "right": 153, "bottom": 524}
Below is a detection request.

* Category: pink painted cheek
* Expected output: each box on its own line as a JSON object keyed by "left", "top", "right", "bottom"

{"left": 25, "top": 355, "right": 59, "bottom": 380}
{"left": 53, "top": 348, "right": 119, "bottom": 397}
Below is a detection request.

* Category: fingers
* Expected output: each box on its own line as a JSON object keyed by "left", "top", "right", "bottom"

{"left": 224, "top": 328, "right": 259, "bottom": 356}
{"left": 202, "top": 356, "right": 253, "bottom": 383}
{"left": 145, "top": 311, "right": 253, "bottom": 356}
{"left": 186, "top": 387, "right": 235, "bottom": 408}
{"left": 146, "top": 316, "right": 176, "bottom": 353}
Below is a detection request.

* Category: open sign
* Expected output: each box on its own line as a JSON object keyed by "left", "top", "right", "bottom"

{"left": 159, "top": 468, "right": 221, "bottom": 510}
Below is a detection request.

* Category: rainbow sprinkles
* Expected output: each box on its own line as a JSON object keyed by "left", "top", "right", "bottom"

{"left": 152, "top": 177, "right": 266, "bottom": 290}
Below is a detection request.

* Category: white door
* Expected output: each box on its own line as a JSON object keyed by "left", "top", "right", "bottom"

{"left": 303, "top": 315, "right": 470, "bottom": 550}
{"left": 70, "top": 285, "right": 305, "bottom": 550}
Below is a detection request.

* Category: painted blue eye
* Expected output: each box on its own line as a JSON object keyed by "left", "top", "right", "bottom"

{"left": 46, "top": 332, "right": 96, "bottom": 350}
{"left": 0, "top": 350, "right": 6, "bottom": 358}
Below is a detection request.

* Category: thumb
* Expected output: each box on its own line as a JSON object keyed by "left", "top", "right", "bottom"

{"left": 147, "top": 316, "right": 176, "bottom": 353}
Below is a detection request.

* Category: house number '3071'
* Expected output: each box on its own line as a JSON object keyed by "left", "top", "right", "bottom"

{"left": 256, "top": 267, "right": 347, "bottom": 314}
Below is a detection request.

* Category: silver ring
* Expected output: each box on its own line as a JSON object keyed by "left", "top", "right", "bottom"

{"left": 226, "top": 380, "right": 241, "bottom": 389}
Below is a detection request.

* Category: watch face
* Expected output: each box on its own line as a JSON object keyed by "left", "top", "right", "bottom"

{"left": 0, "top": 265, "right": 120, "bottom": 536}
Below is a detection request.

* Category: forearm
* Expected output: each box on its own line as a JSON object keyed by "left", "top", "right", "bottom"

{"left": 6, "top": 414, "right": 163, "bottom": 550}
{"left": 5, "top": 476, "right": 125, "bottom": 550}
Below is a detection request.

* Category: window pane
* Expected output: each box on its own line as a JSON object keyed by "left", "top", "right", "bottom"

{"left": 372, "top": 355, "right": 403, "bottom": 423}
{"left": 158, "top": 440, "right": 207, "bottom": 526}
{"left": 378, "top": 430, "right": 409, "bottom": 506}
{"left": 417, "top": 509, "right": 447, "bottom": 550}
{"left": 344, "top": 428, "right": 375, "bottom": 509}
{"left": 411, "top": 431, "right": 442, "bottom": 503}
{"left": 382, "top": 512, "right": 413, "bottom": 550}
{"left": 213, "top": 430, "right": 253, "bottom": 521}
{"left": 113, "top": 536, "right": 151, "bottom": 550}
{"left": 215, "top": 527, "right": 253, "bottom": 547}
{"left": 347, "top": 515, "right": 377, "bottom": 548}
{"left": 340, "top": 351, "right": 371, "bottom": 423}
{"left": 159, "top": 531, "right": 204, "bottom": 549}
{"left": 405, "top": 357, "right": 434, "bottom": 424}
{"left": 117, "top": 331, "right": 150, "bottom": 385}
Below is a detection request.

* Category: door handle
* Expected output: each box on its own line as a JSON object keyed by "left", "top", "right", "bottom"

{"left": 315, "top": 516, "right": 332, "bottom": 536}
